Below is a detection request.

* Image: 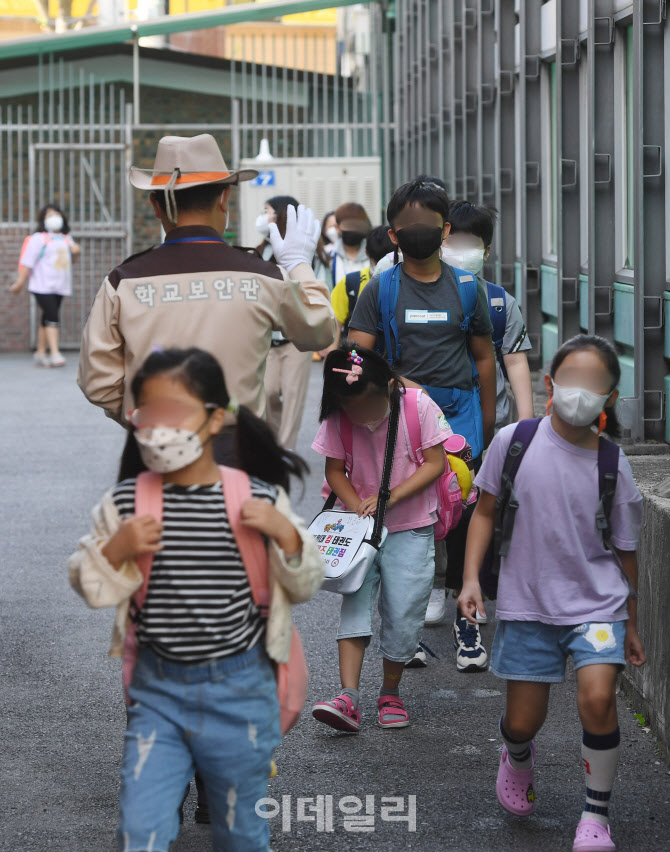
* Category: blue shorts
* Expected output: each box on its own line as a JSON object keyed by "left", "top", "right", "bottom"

{"left": 490, "top": 620, "right": 627, "bottom": 683}
{"left": 337, "top": 526, "right": 435, "bottom": 663}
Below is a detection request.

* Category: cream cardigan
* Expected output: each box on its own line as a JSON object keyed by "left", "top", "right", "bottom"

{"left": 68, "top": 484, "right": 324, "bottom": 664}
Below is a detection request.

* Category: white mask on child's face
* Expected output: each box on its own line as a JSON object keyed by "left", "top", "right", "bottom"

{"left": 45, "top": 213, "right": 63, "bottom": 233}
{"left": 550, "top": 379, "right": 610, "bottom": 427}
{"left": 364, "top": 403, "right": 391, "bottom": 432}
{"left": 255, "top": 213, "right": 271, "bottom": 238}
{"left": 441, "top": 246, "right": 486, "bottom": 275}
{"left": 135, "top": 425, "right": 204, "bottom": 473}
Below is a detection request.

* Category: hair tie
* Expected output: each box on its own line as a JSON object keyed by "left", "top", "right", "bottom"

{"left": 226, "top": 397, "right": 239, "bottom": 415}
{"left": 332, "top": 364, "right": 363, "bottom": 385}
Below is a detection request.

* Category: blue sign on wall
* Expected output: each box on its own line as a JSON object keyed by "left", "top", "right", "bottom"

{"left": 251, "top": 170, "right": 276, "bottom": 187}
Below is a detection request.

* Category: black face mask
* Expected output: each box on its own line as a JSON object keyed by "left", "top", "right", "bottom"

{"left": 341, "top": 230, "right": 367, "bottom": 247}
{"left": 394, "top": 225, "right": 444, "bottom": 260}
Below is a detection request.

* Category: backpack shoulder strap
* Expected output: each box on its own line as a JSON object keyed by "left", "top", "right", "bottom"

{"left": 133, "top": 471, "right": 163, "bottom": 609}
{"left": 219, "top": 465, "right": 270, "bottom": 616}
{"left": 376, "top": 263, "right": 402, "bottom": 366}
{"left": 402, "top": 388, "right": 424, "bottom": 462}
{"left": 501, "top": 417, "right": 542, "bottom": 486}
{"left": 449, "top": 265, "right": 478, "bottom": 333}
{"left": 345, "top": 270, "right": 362, "bottom": 319}
{"left": 486, "top": 281, "right": 507, "bottom": 348}
{"left": 596, "top": 437, "right": 620, "bottom": 546}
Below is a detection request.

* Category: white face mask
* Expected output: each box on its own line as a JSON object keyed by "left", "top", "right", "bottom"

{"left": 441, "top": 246, "right": 486, "bottom": 275}
{"left": 364, "top": 403, "right": 391, "bottom": 432}
{"left": 45, "top": 213, "right": 63, "bottom": 233}
{"left": 550, "top": 379, "right": 610, "bottom": 428}
{"left": 255, "top": 212, "right": 271, "bottom": 238}
{"left": 135, "top": 425, "right": 204, "bottom": 473}
{"left": 325, "top": 226, "right": 339, "bottom": 244}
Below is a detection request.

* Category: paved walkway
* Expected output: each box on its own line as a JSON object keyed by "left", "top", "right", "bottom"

{"left": 1, "top": 353, "right": 668, "bottom": 852}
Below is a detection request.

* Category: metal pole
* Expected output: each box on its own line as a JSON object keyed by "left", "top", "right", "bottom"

{"left": 132, "top": 27, "right": 140, "bottom": 126}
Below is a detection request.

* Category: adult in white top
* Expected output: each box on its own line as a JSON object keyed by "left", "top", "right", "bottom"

{"left": 10, "top": 203, "right": 81, "bottom": 367}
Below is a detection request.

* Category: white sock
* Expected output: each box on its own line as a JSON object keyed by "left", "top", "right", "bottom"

{"left": 581, "top": 728, "right": 620, "bottom": 826}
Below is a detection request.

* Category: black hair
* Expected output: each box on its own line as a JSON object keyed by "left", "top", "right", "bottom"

{"left": 413, "top": 174, "right": 448, "bottom": 192}
{"left": 365, "top": 225, "right": 394, "bottom": 266}
{"left": 265, "top": 195, "right": 299, "bottom": 240}
{"left": 549, "top": 334, "right": 622, "bottom": 438}
{"left": 152, "top": 182, "right": 226, "bottom": 215}
{"left": 320, "top": 341, "right": 405, "bottom": 422}
{"left": 448, "top": 200, "right": 497, "bottom": 248}
{"left": 118, "top": 347, "right": 308, "bottom": 490}
{"left": 36, "top": 203, "right": 71, "bottom": 234}
{"left": 386, "top": 179, "right": 451, "bottom": 227}
{"left": 321, "top": 210, "right": 336, "bottom": 241}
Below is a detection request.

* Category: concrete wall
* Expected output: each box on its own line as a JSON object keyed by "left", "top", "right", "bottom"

{"left": 622, "top": 458, "right": 670, "bottom": 760}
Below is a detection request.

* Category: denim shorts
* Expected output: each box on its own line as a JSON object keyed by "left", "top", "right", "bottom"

{"left": 337, "top": 525, "right": 435, "bottom": 662}
{"left": 117, "top": 643, "right": 281, "bottom": 852}
{"left": 490, "top": 619, "right": 628, "bottom": 683}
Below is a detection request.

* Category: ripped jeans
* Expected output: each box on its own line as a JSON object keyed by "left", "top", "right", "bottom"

{"left": 117, "top": 643, "right": 281, "bottom": 852}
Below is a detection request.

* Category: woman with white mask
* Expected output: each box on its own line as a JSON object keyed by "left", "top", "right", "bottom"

{"left": 10, "top": 203, "right": 81, "bottom": 367}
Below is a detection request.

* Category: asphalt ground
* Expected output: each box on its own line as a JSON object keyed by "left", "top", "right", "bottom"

{"left": 1, "top": 353, "right": 669, "bottom": 852}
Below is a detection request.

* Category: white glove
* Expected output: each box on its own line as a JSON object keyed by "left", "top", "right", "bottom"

{"left": 268, "top": 204, "right": 320, "bottom": 273}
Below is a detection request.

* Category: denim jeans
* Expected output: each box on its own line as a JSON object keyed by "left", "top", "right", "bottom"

{"left": 337, "top": 526, "right": 436, "bottom": 662}
{"left": 117, "top": 643, "right": 281, "bottom": 852}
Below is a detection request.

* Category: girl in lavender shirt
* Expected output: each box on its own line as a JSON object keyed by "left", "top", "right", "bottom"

{"left": 311, "top": 343, "right": 447, "bottom": 732}
{"left": 459, "top": 335, "right": 646, "bottom": 852}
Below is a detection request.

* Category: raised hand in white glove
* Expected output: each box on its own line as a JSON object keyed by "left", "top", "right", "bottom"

{"left": 268, "top": 204, "right": 320, "bottom": 273}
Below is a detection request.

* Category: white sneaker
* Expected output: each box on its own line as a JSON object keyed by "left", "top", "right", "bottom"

{"left": 476, "top": 607, "right": 488, "bottom": 624}
{"left": 404, "top": 645, "right": 428, "bottom": 668}
{"left": 425, "top": 589, "right": 447, "bottom": 626}
{"left": 453, "top": 615, "right": 488, "bottom": 672}
{"left": 50, "top": 353, "right": 66, "bottom": 367}
{"left": 33, "top": 353, "right": 51, "bottom": 368}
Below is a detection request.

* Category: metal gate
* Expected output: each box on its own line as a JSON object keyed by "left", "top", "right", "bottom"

{"left": 27, "top": 138, "right": 132, "bottom": 348}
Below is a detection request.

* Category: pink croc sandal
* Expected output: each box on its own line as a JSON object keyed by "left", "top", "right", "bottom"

{"left": 572, "top": 819, "right": 616, "bottom": 851}
{"left": 377, "top": 695, "right": 410, "bottom": 728}
{"left": 312, "top": 694, "right": 361, "bottom": 732}
{"left": 496, "top": 743, "right": 536, "bottom": 816}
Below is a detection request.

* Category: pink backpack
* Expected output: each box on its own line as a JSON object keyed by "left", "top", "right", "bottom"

{"left": 122, "top": 467, "right": 308, "bottom": 735}
{"left": 403, "top": 388, "right": 465, "bottom": 540}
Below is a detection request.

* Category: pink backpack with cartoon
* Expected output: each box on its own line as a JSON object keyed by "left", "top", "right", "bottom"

{"left": 122, "top": 467, "right": 308, "bottom": 735}
{"left": 403, "top": 389, "right": 475, "bottom": 540}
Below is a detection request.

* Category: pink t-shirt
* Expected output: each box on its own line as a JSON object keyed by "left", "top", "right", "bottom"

{"left": 312, "top": 390, "right": 452, "bottom": 533}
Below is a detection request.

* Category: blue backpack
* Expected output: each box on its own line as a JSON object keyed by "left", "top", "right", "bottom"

{"left": 376, "top": 262, "right": 480, "bottom": 368}
{"left": 486, "top": 280, "right": 508, "bottom": 380}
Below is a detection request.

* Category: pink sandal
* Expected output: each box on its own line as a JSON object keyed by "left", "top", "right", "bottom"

{"left": 312, "top": 694, "right": 361, "bottom": 732}
{"left": 496, "top": 743, "right": 536, "bottom": 816}
{"left": 377, "top": 695, "right": 410, "bottom": 728}
{"left": 573, "top": 819, "right": 616, "bottom": 851}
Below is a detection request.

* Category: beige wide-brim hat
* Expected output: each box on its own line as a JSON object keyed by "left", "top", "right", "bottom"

{"left": 129, "top": 133, "right": 258, "bottom": 190}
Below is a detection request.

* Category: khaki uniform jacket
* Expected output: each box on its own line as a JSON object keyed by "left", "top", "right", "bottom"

{"left": 68, "top": 485, "right": 324, "bottom": 665}
{"left": 78, "top": 225, "right": 337, "bottom": 421}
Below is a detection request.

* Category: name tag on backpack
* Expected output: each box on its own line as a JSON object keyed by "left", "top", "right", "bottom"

{"left": 405, "top": 309, "right": 450, "bottom": 324}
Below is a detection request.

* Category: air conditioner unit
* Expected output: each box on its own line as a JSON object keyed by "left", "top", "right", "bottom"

{"left": 237, "top": 153, "right": 382, "bottom": 248}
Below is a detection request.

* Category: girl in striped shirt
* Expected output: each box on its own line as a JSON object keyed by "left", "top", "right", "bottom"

{"left": 70, "top": 347, "right": 323, "bottom": 852}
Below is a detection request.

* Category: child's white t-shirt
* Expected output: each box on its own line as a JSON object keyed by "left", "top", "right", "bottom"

{"left": 22, "top": 231, "right": 74, "bottom": 296}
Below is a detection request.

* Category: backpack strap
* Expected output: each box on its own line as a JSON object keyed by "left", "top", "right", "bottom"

{"left": 486, "top": 280, "right": 509, "bottom": 381}
{"left": 495, "top": 417, "right": 542, "bottom": 557}
{"left": 345, "top": 270, "right": 362, "bottom": 321}
{"left": 219, "top": 465, "right": 271, "bottom": 617}
{"left": 596, "top": 437, "right": 620, "bottom": 548}
{"left": 132, "top": 471, "right": 164, "bottom": 611}
{"left": 402, "top": 388, "right": 424, "bottom": 463}
{"left": 376, "top": 263, "right": 402, "bottom": 366}
{"left": 450, "top": 265, "right": 478, "bottom": 333}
